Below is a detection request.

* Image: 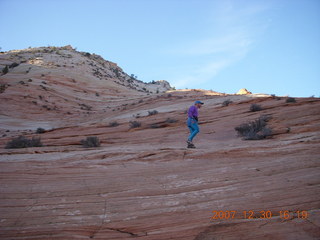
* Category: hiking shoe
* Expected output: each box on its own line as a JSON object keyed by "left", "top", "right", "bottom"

{"left": 187, "top": 143, "right": 196, "bottom": 148}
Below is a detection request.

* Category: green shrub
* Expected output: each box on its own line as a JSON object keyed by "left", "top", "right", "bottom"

{"left": 81, "top": 136, "right": 100, "bottom": 148}
{"left": 5, "top": 136, "right": 43, "bottom": 149}
{"left": 235, "top": 115, "right": 272, "bottom": 140}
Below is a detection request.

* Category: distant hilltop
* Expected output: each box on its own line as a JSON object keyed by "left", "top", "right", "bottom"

{"left": 0, "top": 45, "right": 172, "bottom": 94}
{"left": 0, "top": 45, "right": 263, "bottom": 97}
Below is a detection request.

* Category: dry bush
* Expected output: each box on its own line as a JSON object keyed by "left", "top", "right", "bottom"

{"left": 235, "top": 115, "right": 272, "bottom": 140}
{"left": 81, "top": 136, "right": 100, "bottom": 148}
{"left": 222, "top": 100, "right": 232, "bottom": 107}
{"left": 250, "top": 103, "right": 262, "bottom": 112}
{"left": 129, "top": 121, "right": 141, "bottom": 129}
{"left": 6, "top": 136, "right": 43, "bottom": 149}
{"left": 286, "top": 97, "right": 296, "bottom": 103}
{"left": 148, "top": 110, "right": 158, "bottom": 116}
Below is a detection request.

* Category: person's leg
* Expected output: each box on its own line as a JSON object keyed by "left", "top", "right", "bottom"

{"left": 188, "top": 125, "right": 195, "bottom": 142}
{"left": 189, "top": 122, "right": 199, "bottom": 142}
{"left": 187, "top": 117, "right": 194, "bottom": 142}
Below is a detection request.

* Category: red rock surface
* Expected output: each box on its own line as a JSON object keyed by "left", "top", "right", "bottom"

{"left": 0, "top": 47, "right": 319, "bottom": 239}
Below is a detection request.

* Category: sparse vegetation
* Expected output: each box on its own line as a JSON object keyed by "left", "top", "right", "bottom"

{"left": 80, "top": 136, "right": 100, "bottom": 148}
{"left": 5, "top": 136, "right": 43, "bottom": 149}
{"left": 129, "top": 121, "right": 141, "bottom": 129}
{"left": 40, "top": 85, "right": 48, "bottom": 91}
{"left": 286, "top": 97, "right": 296, "bottom": 103}
{"left": 9, "top": 62, "right": 19, "bottom": 68}
{"left": 2, "top": 65, "right": 8, "bottom": 75}
{"left": 222, "top": 100, "right": 232, "bottom": 107}
{"left": 109, "top": 121, "right": 119, "bottom": 127}
{"left": 250, "top": 103, "right": 262, "bottom": 112}
{"left": 150, "top": 123, "right": 161, "bottom": 128}
{"left": 42, "top": 105, "right": 51, "bottom": 110}
{"left": 166, "top": 118, "right": 178, "bottom": 123}
{"left": 0, "top": 84, "right": 7, "bottom": 93}
{"left": 148, "top": 110, "right": 158, "bottom": 116}
{"left": 79, "top": 103, "right": 92, "bottom": 111}
{"left": 235, "top": 115, "right": 272, "bottom": 140}
{"left": 271, "top": 94, "right": 281, "bottom": 100}
{"left": 130, "top": 74, "right": 137, "bottom": 79}
{"left": 112, "top": 68, "right": 121, "bottom": 78}
{"left": 36, "top": 128, "right": 46, "bottom": 134}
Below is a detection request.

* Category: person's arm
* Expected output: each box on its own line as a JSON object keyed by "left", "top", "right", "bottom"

{"left": 189, "top": 106, "right": 198, "bottom": 121}
{"left": 188, "top": 106, "right": 195, "bottom": 118}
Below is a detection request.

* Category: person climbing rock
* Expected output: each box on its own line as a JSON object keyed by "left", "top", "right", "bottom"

{"left": 186, "top": 100, "right": 204, "bottom": 148}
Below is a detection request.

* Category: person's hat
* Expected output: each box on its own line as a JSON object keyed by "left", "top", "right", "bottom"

{"left": 195, "top": 100, "right": 204, "bottom": 105}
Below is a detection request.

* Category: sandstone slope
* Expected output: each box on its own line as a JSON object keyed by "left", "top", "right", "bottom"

{"left": 0, "top": 47, "right": 319, "bottom": 240}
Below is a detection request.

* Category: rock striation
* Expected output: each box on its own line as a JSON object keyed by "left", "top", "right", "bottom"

{"left": 0, "top": 47, "right": 319, "bottom": 240}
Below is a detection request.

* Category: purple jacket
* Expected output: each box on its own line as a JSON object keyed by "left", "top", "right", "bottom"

{"left": 188, "top": 105, "right": 198, "bottom": 118}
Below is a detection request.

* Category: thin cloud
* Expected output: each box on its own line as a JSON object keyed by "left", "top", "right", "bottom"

{"left": 169, "top": 1, "right": 271, "bottom": 88}
{"left": 171, "top": 31, "right": 252, "bottom": 56}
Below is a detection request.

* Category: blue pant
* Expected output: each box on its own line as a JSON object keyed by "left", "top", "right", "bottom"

{"left": 187, "top": 117, "right": 199, "bottom": 141}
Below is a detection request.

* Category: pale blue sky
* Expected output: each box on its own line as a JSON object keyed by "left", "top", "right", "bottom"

{"left": 1, "top": 0, "right": 319, "bottom": 97}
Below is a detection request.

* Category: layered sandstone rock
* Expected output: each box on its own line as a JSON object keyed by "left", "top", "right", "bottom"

{"left": 0, "top": 47, "right": 319, "bottom": 240}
